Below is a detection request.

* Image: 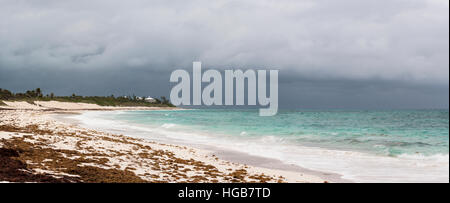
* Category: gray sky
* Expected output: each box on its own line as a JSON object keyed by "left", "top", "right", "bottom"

{"left": 0, "top": 0, "right": 448, "bottom": 109}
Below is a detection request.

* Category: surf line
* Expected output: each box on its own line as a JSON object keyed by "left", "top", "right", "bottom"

{"left": 170, "top": 62, "right": 278, "bottom": 116}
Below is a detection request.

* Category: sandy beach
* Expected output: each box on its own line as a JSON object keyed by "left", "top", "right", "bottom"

{"left": 0, "top": 101, "right": 328, "bottom": 183}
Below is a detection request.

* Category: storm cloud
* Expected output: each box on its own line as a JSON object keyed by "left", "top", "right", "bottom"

{"left": 0, "top": 0, "right": 448, "bottom": 109}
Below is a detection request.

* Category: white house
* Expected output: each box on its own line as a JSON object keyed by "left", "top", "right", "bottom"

{"left": 144, "top": 97, "right": 157, "bottom": 103}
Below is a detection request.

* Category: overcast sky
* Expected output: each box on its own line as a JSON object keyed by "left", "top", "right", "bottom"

{"left": 0, "top": 0, "right": 448, "bottom": 109}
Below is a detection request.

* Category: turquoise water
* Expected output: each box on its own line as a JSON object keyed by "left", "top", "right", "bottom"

{"left": 107, "top": 109, "right": 449, "bottom": 157}
{"left": 77, "top": 109, "right": 449, "bottom": 182}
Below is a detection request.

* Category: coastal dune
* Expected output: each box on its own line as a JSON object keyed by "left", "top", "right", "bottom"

{"left": 2, "top": 101, "right": 48, "bottom": 110}
{"left": 1, "top": 100, "right": 178, "bottom": 111}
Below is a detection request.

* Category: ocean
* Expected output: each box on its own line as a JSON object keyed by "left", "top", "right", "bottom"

{"left": 72, "top": 109, "right": 449, "bottom": 183}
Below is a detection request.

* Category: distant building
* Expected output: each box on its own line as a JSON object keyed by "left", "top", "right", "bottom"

{"left": 144, "top": 97, "right": 156, "bottom": 103}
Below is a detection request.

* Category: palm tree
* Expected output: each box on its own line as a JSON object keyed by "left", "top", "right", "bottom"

{"left": 160, "top": 96, "right": 169, "bottom": 104}
{"left": 36, "top": 88, "right": 43, "bottom": 98}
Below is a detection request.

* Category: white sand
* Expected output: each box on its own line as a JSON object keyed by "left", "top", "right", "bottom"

{"left": 2, "top": 101, "right": 47, "bottom": 110}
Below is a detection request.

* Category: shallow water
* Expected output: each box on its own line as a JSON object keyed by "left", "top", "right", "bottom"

{"left": 72, "top": 109, "right": 449, "bottom": 183}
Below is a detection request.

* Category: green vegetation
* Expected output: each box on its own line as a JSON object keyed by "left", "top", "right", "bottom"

{"left": 0, "top": 88, "right": 175, "bottom": 107}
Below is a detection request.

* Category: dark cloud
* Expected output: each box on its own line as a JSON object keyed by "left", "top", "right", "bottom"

{"left": 0, "top": 0, "right": 448, "bottom": 109}
{"left": 1, "top": 67, "right": 448, "bottom": 109}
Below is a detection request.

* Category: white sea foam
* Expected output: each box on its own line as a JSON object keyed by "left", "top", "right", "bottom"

{"left": 161, "top": 123, "right": 177, "bottom": 129}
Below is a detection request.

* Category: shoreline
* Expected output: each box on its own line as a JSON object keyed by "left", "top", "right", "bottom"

{"left": 66, "top": 110, "right": 449, "bottom": 183}
{"left": 55, "top": 111, "right": 346, "bottom": 183}
{"left": 0, "top": 103, "right": 331, "bottom": 183}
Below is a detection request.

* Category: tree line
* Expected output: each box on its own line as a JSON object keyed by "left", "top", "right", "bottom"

{"left": 0, "top": 88, "right": 174, "bottom": 107}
